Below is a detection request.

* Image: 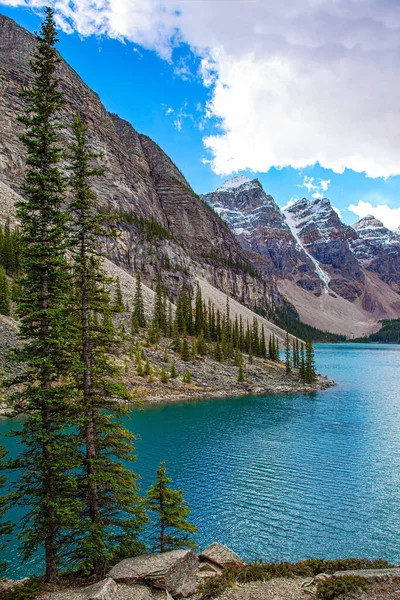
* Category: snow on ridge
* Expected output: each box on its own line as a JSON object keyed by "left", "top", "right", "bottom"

{"left": 284, "top": 209, "right": 331, "bottom": 293}
{"left": 216, "top": 175, "right": 256, "bottom": 192}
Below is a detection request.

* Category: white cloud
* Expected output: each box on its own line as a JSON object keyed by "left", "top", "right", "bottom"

{"left": 348, "top": 200, "right": 400, "bottom": 230}
{"left": 297, "top": 176, "right": 331, "bottom": 199}
{"left": 5, "top": 0, "right": 400, "bottom": 178}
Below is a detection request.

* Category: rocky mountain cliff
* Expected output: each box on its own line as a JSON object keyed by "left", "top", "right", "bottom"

{"left": 0, "top": 14, "right": 274, "bottom": 316}
{"left": 203, "top": 179, "right": 400, "bottom": 336}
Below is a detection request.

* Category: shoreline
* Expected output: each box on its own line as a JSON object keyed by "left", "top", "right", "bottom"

{"left": 131, "top": 374, "right": 335, "bottom": 406}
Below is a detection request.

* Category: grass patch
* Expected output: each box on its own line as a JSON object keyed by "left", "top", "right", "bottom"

{"left": 316, "top": 575, "right": 369, "bottom": 599}
{"left": 198, "top": 558, "right": 393, "bottom": 599}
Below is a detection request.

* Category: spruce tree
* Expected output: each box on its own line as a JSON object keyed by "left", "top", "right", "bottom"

{"left": 305, "top": 340, "right": 316, "bottom": 384}
{"left": 181, "top": 337, "right": 191, "bottom": 362}
{"left": 170, "top": 360, "right": 177, "bottom": 379}
{"left": 196, "top": 331, "right": 207, "bottom": 356}
{"left": 299, "top": 343, "right": 306, "bottom": 381}
{"left": 0, "top": 267, "right": 10, "bottom": 316}
{"left": 67, "top": 112, "right": 146, "bottom": 575}
{"left": 183, "top": 369, "right": 192, "bottom": 384}
{"left": 113, "top": 277, "right": 124, "bottom": 313}
{"left": 160, "top": 366, "right": 168, "bottom": 383}
{"left": 260, "top": 325, "right": 267, "bottom": 358}
{"left": 237, "top": 364, "right": 245, "bottom": 383}
{"left": 133, "top": 272, "right": 146, "bottom": 328}
{"left": 6, "top": 9, "right": 80, "bottom": 583}
{"left": 147, "top": 462, "right": 197, "bottom": 553}
{"left": 284, "top": 331, "right": 291, "bottom": 374}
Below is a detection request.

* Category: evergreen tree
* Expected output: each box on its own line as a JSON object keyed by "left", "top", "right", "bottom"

{"left": 167, "top": 301, "right": 173, "bottom": 338}
{"left": 136, "top": 354, "right": 144, "bottom": 376}
{"left": 299, "top": 343, "right": 306, "bottom": 381}
{"left": 153, "top": 273, "right": 166, "bottom": 335}
{"left": 237, "top": 364, "right": 245, "bottom": 383}
{"left": 214, "top": 339, "right": 223, "bottom": 362}
{"left": 292, "top": 339, "right": 297, "bottom": 368}
{"left": 147, "top": 462, "right": 197, "bottom": 553}
{"left": 144, "top": 357, "right": 152, "bottom": 376}
{"left": 196, "top": 331, "right": 207, "bottom": 356}
{"left": 248, "top": 339, "right": 253, "bottom": 364}
{"left": 172, "top": 322, "right": 181, "bottom": 353}
{"left": 163, "top": 348, "right": 169, "bottom": 363}
{"left": 183, "top": 369, "right": 192, "bottom": 384}
{"left": 160, "top": 366, "right": 168, "bottom": 384}
{"left": 113, "top": 278, "right": 124, "bottom": 313}
{"left": 181, "top": 337, "right": 191, "bottom": 362}
{"left": 67, "top": 112, "right": 146, "bottom": 575}
{"left": 0, "top": 267, "right": 10, "bottom": 316}
{"left": 194, "top": 283, "right": 203, "bottom": 335}
{"left": 305, "top": 340, "right": 316, "bottom": 384}
{"left": 6, "top": 10, "right": 80, "bottom": 583}
{"left": 284, "top": 331, "right": 291, "bottom": 374}
{"left": 260, "top": 325, "right": 267, "bottom": 358}
{"left": 133, "top": 272, "right": 146, "bottom": 328}
{"left": 170, "top": 360, "right": 177, "bottom": 379}
{"left": 234, "top": 347, "right": 243, "bottom": 367}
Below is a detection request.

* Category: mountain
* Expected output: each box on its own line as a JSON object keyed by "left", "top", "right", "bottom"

{"left": 202, "top": 180, "right": 400, "bottom": 337}
{"left": 351, "top": 215, "right": 400, "bottom": 293}
{"left": 0, "top": 13, "right": 281, "bottom": 326}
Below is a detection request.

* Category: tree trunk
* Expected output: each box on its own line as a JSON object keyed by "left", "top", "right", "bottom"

{"left": 81, "top": 238, "right": 102, "bottom": 576}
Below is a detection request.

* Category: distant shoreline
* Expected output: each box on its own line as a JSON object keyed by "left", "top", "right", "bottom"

{"left": 133, "top": 374, "right": 335, "bottom": 406}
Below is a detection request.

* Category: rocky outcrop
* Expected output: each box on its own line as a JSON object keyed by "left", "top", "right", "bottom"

{"left": 199, "top": 542, "right": 245, "bottom": 569}
{"left": 82, "top": 578, "right": 117, "bottom": 600}
{"left": 107, "top": 550, "right": 198, "bottom": 598}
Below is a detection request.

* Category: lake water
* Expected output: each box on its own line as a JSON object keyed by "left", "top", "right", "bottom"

{"left": 2, "top": 343, "right": 400, "bottom": 577}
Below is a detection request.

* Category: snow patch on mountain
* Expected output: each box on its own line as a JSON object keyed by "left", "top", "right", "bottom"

{"left": 216, "top": 175, "right": 257, "bottom": 193}
{"left": 284, "top": 209, "right": 331, "bottom": 293}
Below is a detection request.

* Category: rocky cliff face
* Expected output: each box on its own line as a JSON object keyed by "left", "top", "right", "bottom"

{"left": 203, "top": 179, "right": 400, "bottom": 335}
{"left": 0, "top": 13, "right": 272, "bottom": 315}
{"left": 351, "top": 215, "right": 400, "bottom": 293}
{"left": 284, "top": 197, "right": 364, "bottom": 302}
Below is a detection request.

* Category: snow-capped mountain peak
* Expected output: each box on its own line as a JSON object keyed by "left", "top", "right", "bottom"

{"left": 353, "top": 215, "right": 398, "bottom": 246}
{"left": 216, "top": 175, "right": 259, "bottom": 193}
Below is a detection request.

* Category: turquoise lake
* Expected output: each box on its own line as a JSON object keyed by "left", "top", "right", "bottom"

{"left": 1, "top": 343, "right": 400, "bottom": 577}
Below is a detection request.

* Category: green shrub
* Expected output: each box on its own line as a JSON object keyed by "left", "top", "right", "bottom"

{"left": 197, "top": 558, "right": 392, "bottom": 599}
{"left": 1, "top": 578, "right": 47, "bottom": 600}
{"left": 316, "top": 576, "right": 368, "bottom": 600}
{"left": 197, "top": 570, "right": 237, "bottom": 599}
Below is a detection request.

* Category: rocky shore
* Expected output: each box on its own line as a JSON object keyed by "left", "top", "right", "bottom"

{"left": 3, "top": 543, "right": 399, "bottom": 600}
{"left": 0, "top": 314, "right": 334, "bottom": 415}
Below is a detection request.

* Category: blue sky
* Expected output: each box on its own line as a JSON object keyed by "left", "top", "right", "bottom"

{"left": 2, "top": 1, "right": 400, "bottom": 228}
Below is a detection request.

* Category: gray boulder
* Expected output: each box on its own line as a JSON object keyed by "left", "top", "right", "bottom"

{"left": 82, "top": 578, "right": 117, "bottom": 600}
{"left": 118, "top": 584, "right": 154, "bottom": 600}
{"left": 199, "top": 543, "right": 245, "bottom": 569}
{"left": 108, "top": 549, "right": 198, "bottom": 598}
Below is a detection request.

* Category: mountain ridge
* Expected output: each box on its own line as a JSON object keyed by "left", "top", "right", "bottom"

{"left": 202, "top": 178, "right": 400, "bottom": 336}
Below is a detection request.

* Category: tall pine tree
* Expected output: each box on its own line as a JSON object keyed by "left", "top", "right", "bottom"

{"left": 67, "top": 112, "right": 147, "bottom": 575}
{"left": 6, "top": 9, "right": 80, "bottom": 583}
{"left": 0, "top": 267, "right": 10, "bottom": 316}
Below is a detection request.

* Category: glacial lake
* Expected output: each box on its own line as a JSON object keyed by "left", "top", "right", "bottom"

{"left": 1, "top": 343, "right": 400, "bottom": 577}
